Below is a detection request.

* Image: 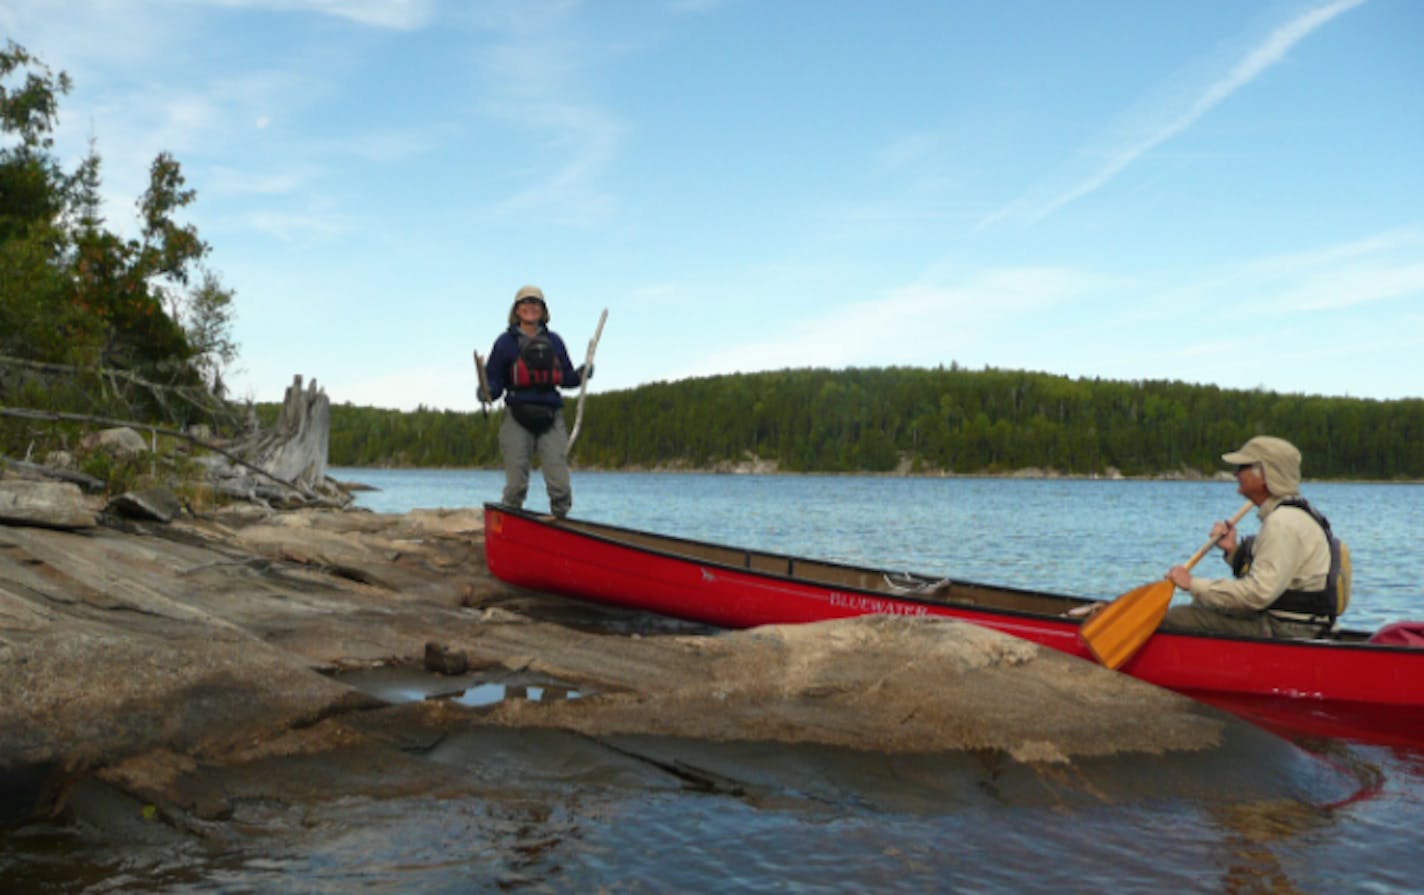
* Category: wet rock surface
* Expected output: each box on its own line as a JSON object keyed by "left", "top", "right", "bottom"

{"left": 0, "top": 490, "right": 1244, "bottom": 834}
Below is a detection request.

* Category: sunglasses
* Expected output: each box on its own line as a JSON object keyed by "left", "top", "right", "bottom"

{"left": 1234, "top": 463, "right": 1258, "bottom": 474}
{"left": 517, "top": 298, "right": 545, "bottom": 307}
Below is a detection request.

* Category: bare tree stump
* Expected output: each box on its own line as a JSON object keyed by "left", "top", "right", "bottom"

{"left": 247, "top": 375, "right": 332, "bottom": 489}
{"left": 203, "top": 375, "right": 349, "bottom": 508}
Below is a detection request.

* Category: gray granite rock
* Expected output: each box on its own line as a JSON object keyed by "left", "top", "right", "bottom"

{"left": 0, "top": 480, "right": 98, "bottom": 529}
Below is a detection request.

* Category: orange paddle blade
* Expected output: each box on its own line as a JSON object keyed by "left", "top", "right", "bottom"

{"left": 1078, "top": 579, "right": 1176, "bottom": 670}
{"left": 1080, "top": 501, "right": 1254, "bottom": 670}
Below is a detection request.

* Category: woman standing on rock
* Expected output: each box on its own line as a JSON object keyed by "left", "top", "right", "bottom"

{"left": 479, "top": 285, "right": 591, "bottom": 519}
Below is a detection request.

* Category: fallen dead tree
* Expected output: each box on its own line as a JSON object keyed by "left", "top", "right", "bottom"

{"left": 1, "top": 374, "right": 350, "bottom": 509}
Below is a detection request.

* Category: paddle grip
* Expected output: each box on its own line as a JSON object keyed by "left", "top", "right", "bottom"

{"left": 1180, "top": 501, "right": 1254, "bottom": 572}
{"left": 473, "top": 350, "right": 491, "bottom": 418}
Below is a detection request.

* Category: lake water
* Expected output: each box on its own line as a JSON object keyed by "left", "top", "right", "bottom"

{"left": 6, "top": 470, "right": 1422, "bottom": 893}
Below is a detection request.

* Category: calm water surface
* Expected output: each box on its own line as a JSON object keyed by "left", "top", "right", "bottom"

{"left": 5, "top": 470, "right": 1421, "bottom": 893}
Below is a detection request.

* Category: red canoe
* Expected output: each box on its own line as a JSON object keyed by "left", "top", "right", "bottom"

{"left": 483, "top": 504, "right": 1424, "bottom": 747}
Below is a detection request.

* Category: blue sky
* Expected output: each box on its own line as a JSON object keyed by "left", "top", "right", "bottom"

{"left": 6, "top": 0, "right": 1422, "bottom": 410}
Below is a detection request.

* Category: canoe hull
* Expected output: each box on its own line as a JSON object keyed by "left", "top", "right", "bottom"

{"left": 484, "top": 504, "right": 1424, "bottom": 747}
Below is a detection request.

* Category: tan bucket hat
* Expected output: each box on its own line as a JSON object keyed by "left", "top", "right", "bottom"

{"left": 1222, "top": 435, "right": 1301, "bottom": 496}
{"left": 508, "top": 284, "right": 550, "bottom": 325}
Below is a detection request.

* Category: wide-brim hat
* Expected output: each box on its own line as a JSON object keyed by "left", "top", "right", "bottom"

{"left": 508, "top": 284, "right": 550, "bottom": 325}
{"left": 1223, "top": 435, "right": 1301, "bottom": 496}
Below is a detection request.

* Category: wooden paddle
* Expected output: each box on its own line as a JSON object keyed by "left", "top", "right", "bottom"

{"left": 1080, "top": 500, "right": 1254, "bottom": 669}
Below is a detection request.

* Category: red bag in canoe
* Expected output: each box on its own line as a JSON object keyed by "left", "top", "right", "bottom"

{"left": 1368, "top": 622, "right": 1424, "bottom": 647}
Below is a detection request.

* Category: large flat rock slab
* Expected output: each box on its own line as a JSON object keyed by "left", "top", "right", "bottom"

{"left": 460, "top": 613, "right": 1229, "bottom": 761}
{"left": 0, "top": 503, "right": 1272, "bottom": 830}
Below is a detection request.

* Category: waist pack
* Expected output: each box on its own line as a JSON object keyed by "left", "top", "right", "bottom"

{"left": 509, "top": 401, "right": 558, "bottom": 435}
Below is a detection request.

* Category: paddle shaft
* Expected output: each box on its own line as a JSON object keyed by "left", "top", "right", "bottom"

{"left": 1179, "top": 500, "right": 1256, "bottom": 573}
{"left": 566, "top": 308, "right": 608, "bottom": 457}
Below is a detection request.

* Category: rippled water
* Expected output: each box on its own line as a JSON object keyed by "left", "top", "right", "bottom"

{"left": 6, "top": 470, "right": 1423, "bottom": 893}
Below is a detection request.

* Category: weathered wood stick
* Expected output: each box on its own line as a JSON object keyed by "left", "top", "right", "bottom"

{"left": 566, "top": 308, "right": 608, "bottom": 457}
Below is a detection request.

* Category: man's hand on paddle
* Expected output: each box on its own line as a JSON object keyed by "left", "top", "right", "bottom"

{"left": 1166, "top": 515, "right": 1238, "bottom": 590}
{"left": 1210, "top": 518, "right": 1238, "bottom": 555}
{"left": 1166, "top": 565, "right": 1192, "bottom": 591}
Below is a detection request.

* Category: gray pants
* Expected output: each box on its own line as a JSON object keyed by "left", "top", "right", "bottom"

{"left": 1162, "top": 603, "right": 1325, "bottom": 639}
{"left": 499, "top": 409, "right": 572, "bottom": 517}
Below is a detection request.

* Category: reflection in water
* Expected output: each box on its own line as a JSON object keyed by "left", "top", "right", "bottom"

{"left": 1200, "top": 735, "right": 1411, "bottom": 895}
{"left": 4, "top": 721, "right": 1423, "bottom": 892}
{"left": 454, "top": 683, "right": 580, "bottom": 708}
{"left": 331, "top": 666, "right": 583, "bottom": 710}
{"left": 1212, "top": 798, "right": 1332, "bottom": 895}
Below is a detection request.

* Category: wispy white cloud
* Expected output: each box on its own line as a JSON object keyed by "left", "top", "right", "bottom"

{"left": 471, "top": 16, "right": 629, "bottom": 226}
{"left": 1085, "top": 226, "right": 1424, "bottom": 393}
{"left": 30, "top": 0, "right": 446, "bottom": 238}
{"left": 666, "top": 0, "right": 730, "bottom": 14}
{"left": 1271, "top": 260, "right": 1424, "bottom": 312}
{"left": 245, "top": 208, "right": 353, "bottom": 243}
{"left": 206, "top": 0, "right": 439, "bottom": 31}
{"left": 984, "top": 0, "right": 1368, "bottom": 227}
{"left": 341, "top": 362, "right": 473, "bottom": 412}
{"left": 206, "top": 164, "right": 321, "bottom": 197}
{"left": 1158, "top": 337, "right": 1257, "bottom": 362}
{"left": 668, "top": 267, "right": 1108, "bottom": 381}
{"left": 488, "top": 102, "right": 626, "bottom": 225}
{"left": 1145, "top": 227, "right": 1424, "bottom": 317}
{"left": 871, "top": 133, "right": 943, "bottom": 179}
{"left": 676, "top": 221, "right": 1424, "bottom": 398}
{"left": 336, "top": 128, "right": 445, "bottom": 165}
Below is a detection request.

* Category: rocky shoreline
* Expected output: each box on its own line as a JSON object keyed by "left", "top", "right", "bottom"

{"left": 1, "top": 477, "right": 1264, "bottom": 840}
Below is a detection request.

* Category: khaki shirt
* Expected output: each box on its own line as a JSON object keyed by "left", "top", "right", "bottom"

{"left": 1187, "top": 497, "right": 1331, "bottom": 614}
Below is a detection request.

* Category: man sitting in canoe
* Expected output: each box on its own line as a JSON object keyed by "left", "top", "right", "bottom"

{"left": 1164, "top": 435, "right": 1349, "bottom": 639}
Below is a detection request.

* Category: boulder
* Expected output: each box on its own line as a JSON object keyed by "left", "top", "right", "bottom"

{"left": 106, "top": 487, "right": 183, "bottom": 523}
{"left": 80, "top": 427, "right": 149, "bottom": 457}
{"left": 0, "top": 480, "right": 98, "bottom": 529}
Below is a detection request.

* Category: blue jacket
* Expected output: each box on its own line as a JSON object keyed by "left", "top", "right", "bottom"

{"left": 486, "top": 325, "right": 584, "bottom": 408}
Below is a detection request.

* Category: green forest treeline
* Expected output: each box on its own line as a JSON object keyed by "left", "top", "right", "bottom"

{"left": 323, "top": 366, "right": 1424, "bottom": 480}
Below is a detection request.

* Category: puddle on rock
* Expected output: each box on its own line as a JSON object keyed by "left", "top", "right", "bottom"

{"left": 451, "top": 682, "right": 582, "bottom": 707}
{"left": 333, "top": 666, "right": 585, "bottom": 709}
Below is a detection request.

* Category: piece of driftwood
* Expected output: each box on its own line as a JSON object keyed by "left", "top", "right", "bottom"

{"left": 566, "top": 308, "right": 608, "bottom": 457}
{"left": 0, "top": 352, "right": 238, "bottom": 429}
{"left": 1, "top": 456, "right": 107, "bottom": 492}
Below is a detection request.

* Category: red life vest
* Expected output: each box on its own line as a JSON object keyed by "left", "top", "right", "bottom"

{"left": 511, "top": 332, "right": 563, "bottom": 389}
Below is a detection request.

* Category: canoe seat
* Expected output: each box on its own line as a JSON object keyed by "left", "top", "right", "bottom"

{"left": 883, "top": 572, "right": 953, "bottom": 595}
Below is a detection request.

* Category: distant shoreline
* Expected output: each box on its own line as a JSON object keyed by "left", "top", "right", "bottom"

{"left": 331, "top": 464, "right": 1424, "bottom": 486}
